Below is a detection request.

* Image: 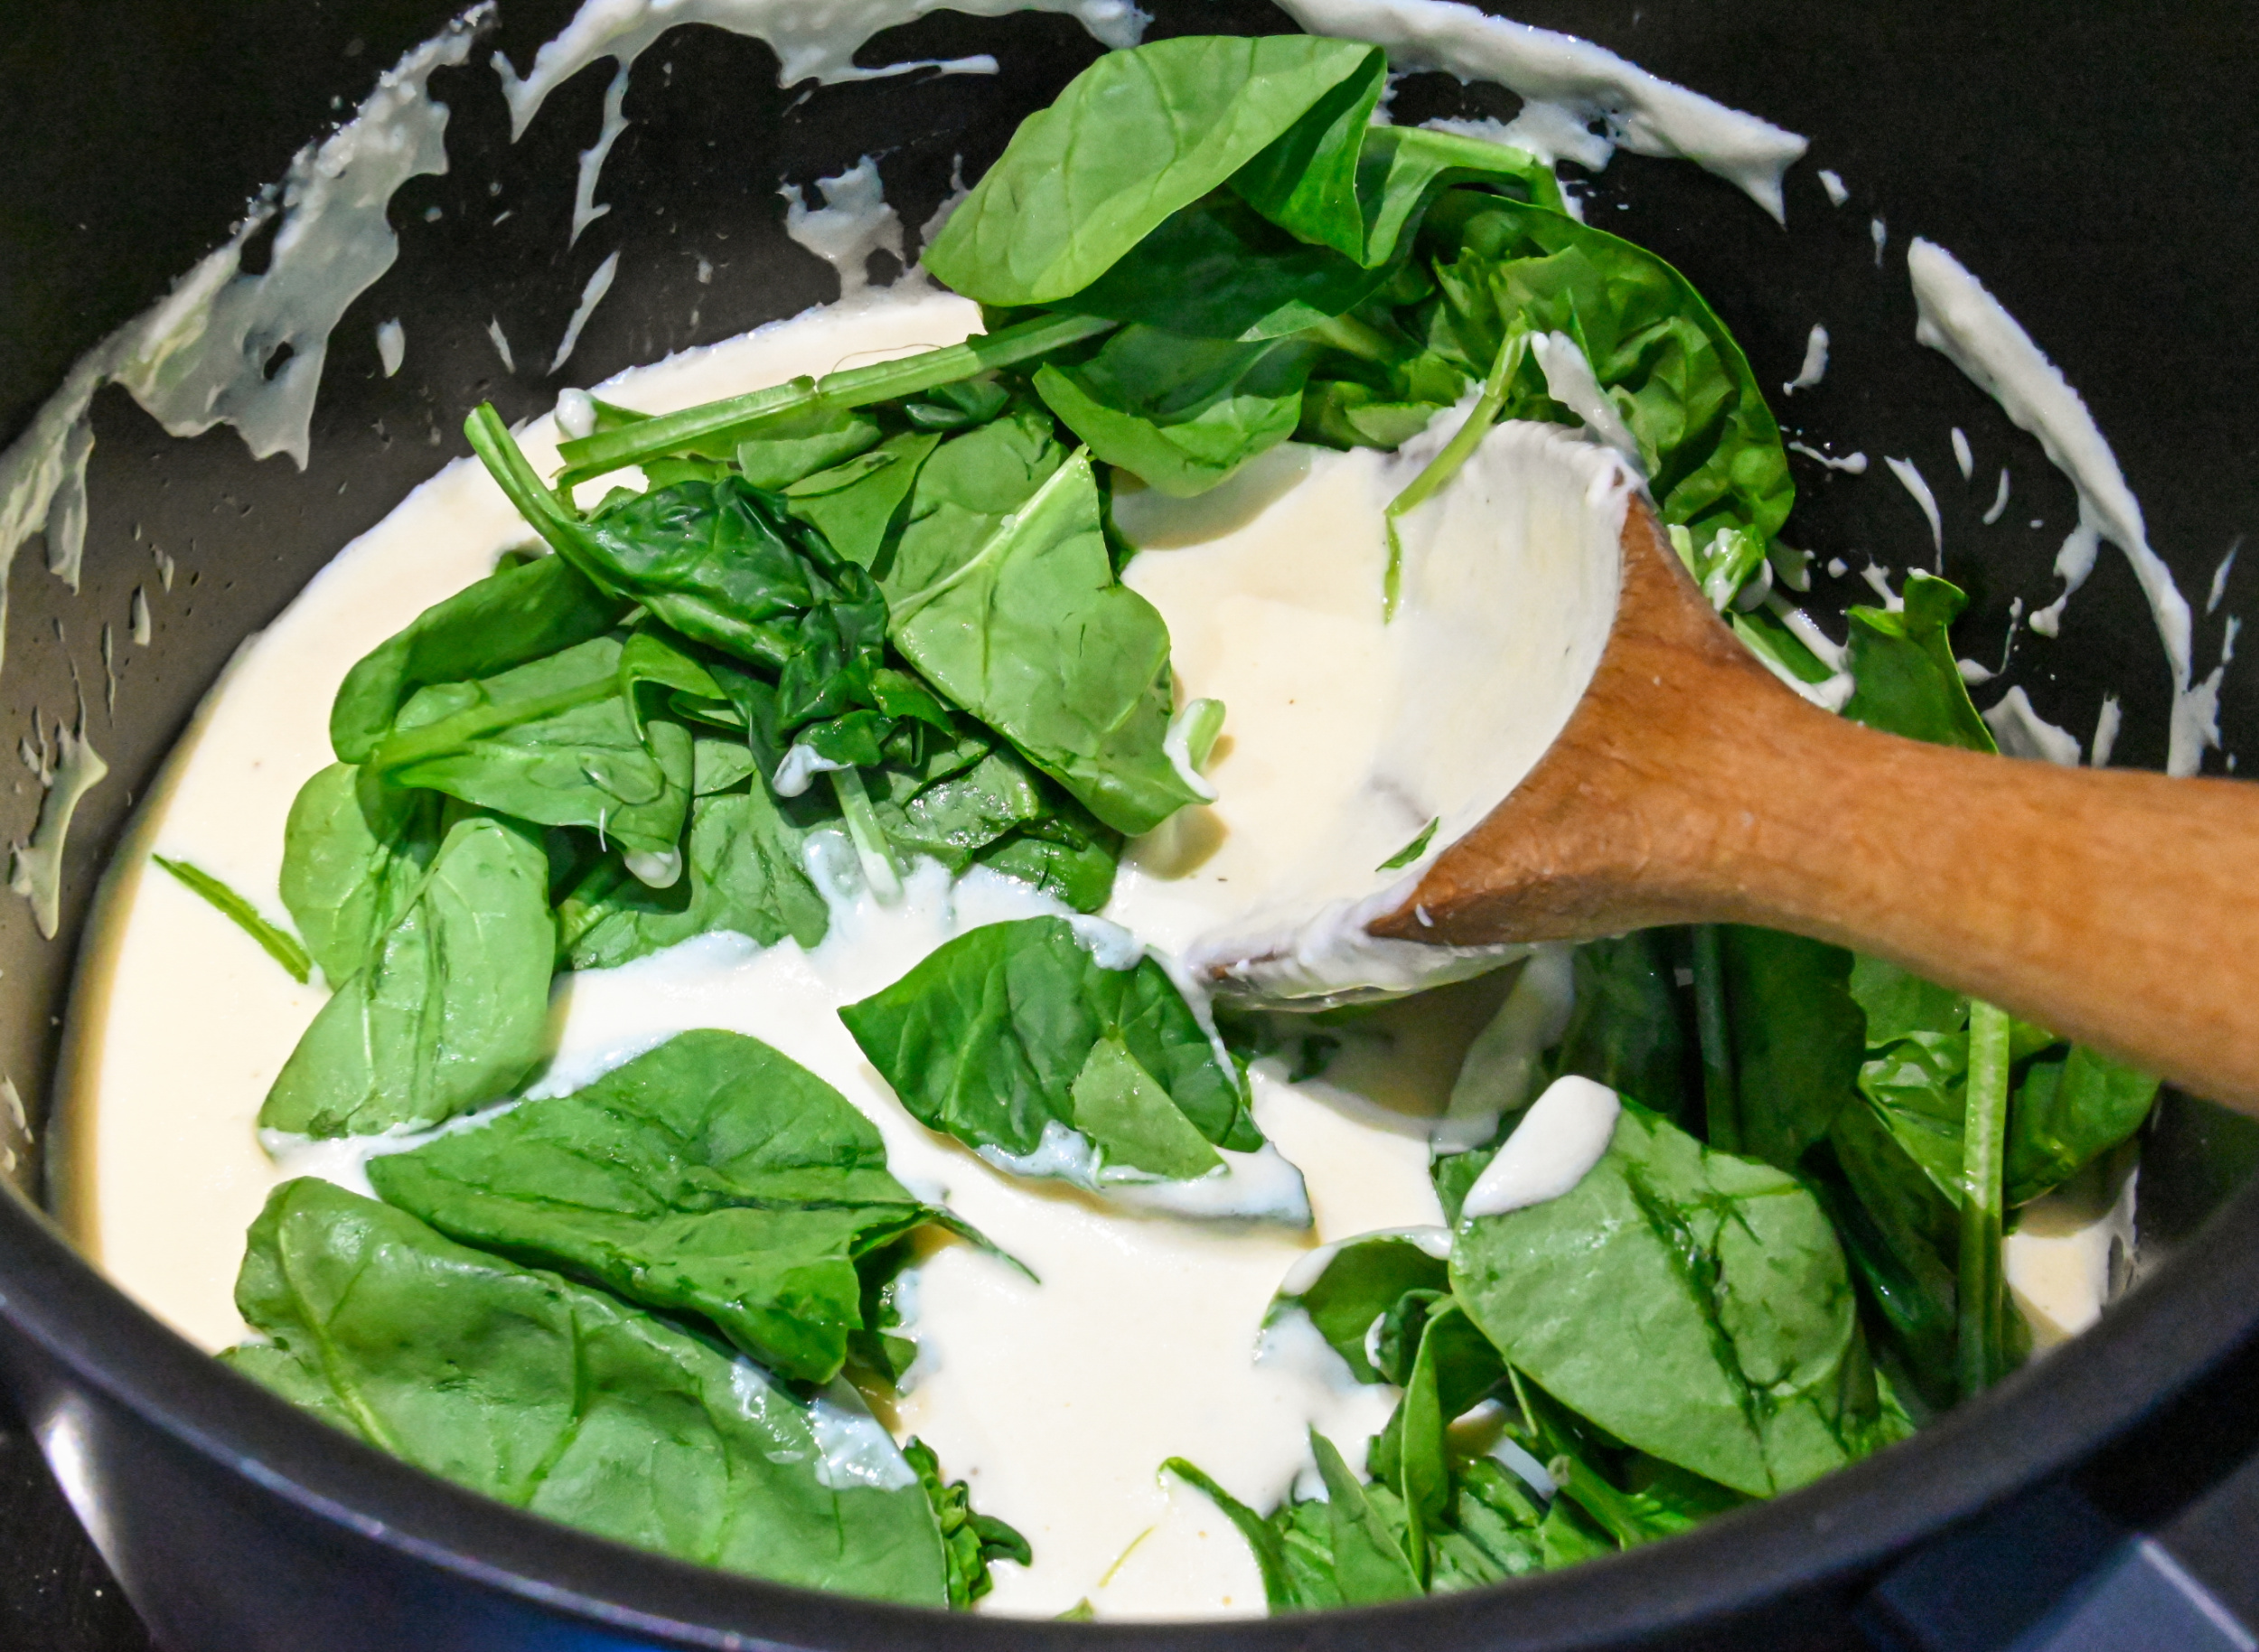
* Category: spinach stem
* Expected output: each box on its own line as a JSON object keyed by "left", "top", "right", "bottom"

{"left": 1957, "top": 998, "right": 2013, "bottom": 1401}
{"left": 1380, "top": 325, "right": 1527, "bottom": 620}
{"left": 152, "top": 856, "right": 313, "bottom": 984}
{"left": 1690, "top": 925, "right": 1739, "bottom": 1151}
{"left": 551, "top": 312, "right": 1119, "bottom": 492}
{"left": 828, "top": 767, "right": 904, "bottom": 905}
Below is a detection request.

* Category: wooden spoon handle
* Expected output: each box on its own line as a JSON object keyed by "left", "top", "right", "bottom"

{"left": 1377, "top": 501, "right": 2259, "bottom": 1109}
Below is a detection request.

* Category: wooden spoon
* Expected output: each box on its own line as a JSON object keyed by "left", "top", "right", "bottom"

{"left": 1350, "top": 496, "right": 2259, "bottom": 1111}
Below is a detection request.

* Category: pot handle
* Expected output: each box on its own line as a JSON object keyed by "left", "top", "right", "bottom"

{"left": 1861, "top": 1469, "right": 2259, "bottom": 1650}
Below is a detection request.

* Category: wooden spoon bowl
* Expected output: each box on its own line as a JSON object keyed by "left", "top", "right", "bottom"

{"left": 1364, "top": 498, "right": 2259, "bottom": 1111}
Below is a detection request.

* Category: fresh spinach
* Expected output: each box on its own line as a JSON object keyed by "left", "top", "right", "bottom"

{"left": 329, "top": 551, "right": 626, "bottom": 764}
{"left": 1841, "top": 573, "right": 1996, "bottom": 753}
{"left": 2006, "top": 1045, "right": 2156, "bottom": 1207}
{"left": 1720, "top": 925, "right": 1864, "bottom": 1171}
{"left": 368, "top": 1030, "right": 949, "bottom": 1385}
{"left": 223, "top": 1178, "right": 951, "bottom": 1604}
{"left": 1270, "top": 1232, "right": 1448, "bottom": 1384}
{"left": 558, "top": 785, "right": 830, "bottom": 971}
{"left": 903, "top": 1437, "right": 1032, "bottom": 1608}
{"left": 279, "top": 765, "right": 441, "bottom": 984}
{"left": 838, "top": 915, "right": 1256, "bottom": 1181}
{"left": 886, "top": 444, "right": 1204, "bottom": 836}
{"left": 260, "top": 815, "right": 555, "bottom": 1139}
{"left": 1452, "top": 1101, "right": 1902, "bottom": 1497}
{"left": 922, "top": 36, "right": 1388, "bottom": 306}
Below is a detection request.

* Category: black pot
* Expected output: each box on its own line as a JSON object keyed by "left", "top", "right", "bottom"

{"left": 2, "top": 2, "right": 2256, "bottom": 1647}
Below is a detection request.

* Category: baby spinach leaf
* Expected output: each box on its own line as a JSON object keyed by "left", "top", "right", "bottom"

{"left": 1269, "top": 1232, "right": 1448, "bottom": 1384}
{"left": 1721, "top": 925, "right": 1864, "bottom": 1171}
{"left": 1062, "top": 192, "right": 1397, "bottom": 343}
{"left": 329, "top": 552, "right": 626, "bottom": 764}
{"left": 1224, "top": 45, "right": 1390, "bottom": 263}
{"left": 280, "top": 765, "right": 444, "bottom": 983}
{"left": 1034, "top": 329, "right": 1317, "bottom": 497}
{"left": 1841, "top": 574, "right": 1997, "bottom": 753}
{"left": 734, "top": 405, "right": 882, "bottom": 490}
{"left": 260, "top": 816, "right": 555, "bottom": 1139}
{"left": 1161, "top": 1460, "right": 1299, "bottom": 1612}
{"left": 1068, "top": 1036, "right": 1223, "bottom": 1180}
{"left": 223, "top": 1178, "right": 950, "bottom": 1605}
{"left": 921, "top": 35, "right": 1386, "bottom": 305}
{"left": 558, "top": 786, "right": 830, "bottom": 971}
{"left": 786, "top": 431, "right": 942, "bottom": 570}
{"left": 2005, "top": 1045, "right": 2157, "bottom": 1207}
{"left": 838, "top": 915, "right": 1256, "bottom": 1178}
{"left": 887, "top": 445, "right": 1204, "bottom": 836}
{"left": 903, "top": 1438, "right": 1031, "bottom": 1608}
{"left": 1420, "top": 191, "right": 1793, "bottom": 555}
{"left": 377, "top": 636, "right": 693, "bottom": 860}
{"left": 151, "top": 855, "right": 312, "bottom": 983}
{"left": 1451, "top": 1102, "right": 1899, "bottom": 1497}
{"left": 1311, "top": 1430, "right": 1425, "bottom": 1604}
{"left": 367, "top": 1030, "right": 946, "bottom": 1385}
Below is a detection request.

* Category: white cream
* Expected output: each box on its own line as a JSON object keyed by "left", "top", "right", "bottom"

{"left": 549, "top": 250, "right": 621, "bottom": 377}
{"left": 1277, "top": 0, "right": 1808, "bottom": 222}
{"left": 1783, "top": 324, "right": 1829, "bottom": 396}
{"left": 2004, "top": 1155, "right": 2138, "bottom": 1350}
{"left": 1458, "top": 1075, "right": 1619, "bottom": 1219}
{"left": 2090, "top": 695, "right": 2123, "bottom": 769}
{"left": 782, "top": 158, "right": 905, "bottom": 300}
{"left": 1884, "top": 455, "right": 1943, "bottom": 570}
{"left": 1907, "top": 238, "right": 2226, "bottom": 777}
{"left": 1982, "top": 686, "right": 2082, "bottom": 767}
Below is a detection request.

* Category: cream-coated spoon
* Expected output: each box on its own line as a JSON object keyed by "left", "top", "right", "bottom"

{"left": 1241, "top": 495, "right": 2259, "bottom": 1112}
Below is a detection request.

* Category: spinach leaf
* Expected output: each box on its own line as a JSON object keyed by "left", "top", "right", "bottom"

{"left": 903, "top": 1438, "right": 1031, "bottom": 1608}
{"left": 1062, "top": 192, "right": 1397, "bottom": 342}
{"left": 1841, "top": 574, "right": 1996, "bottom": 753}
{"left": 1956, "top": 1001, "right": 2016, "bottom": 1398}
{"left": 260, "top": 816, "right": 555, "bottom": 1138}
{"left": 786, "top": 431, "right": 942, "bottom": 569}
{"left": 153, "top": 855, "right": 312, "bottom": 983}
{"left": 1034, "top": 329, "right": 1317, "bottom": 497}
{"left": 2005, "top": 1045, "right": 2157, "bottom": 1207}
{"left": 1268, "top": 1232, "right": 1448, "bottom": 1384}
{"left": 1720, "top": 925, "right": 1864, "bottom": 1171}
{"left": 279, "top": 765, "right": 443, "bottom": 982}
{"left": 887, "top": 443, "right": 1204, "bottom": 836}
{"left": 375, "top": 635, "right": 693, "bottom": 861}
{"left": 1223, "top": 44, "right": 1390, "bottom": 263}
{"left": 1451, "top": 1102, "right": 1901, "bottom": 1497}
{"left": 1419, "top": 191, "right": 1793, "bottom": 557}
{"left": 223, "top": 1178, "right": 950, "bottom": 1605}
{"left": 734, "top": 404, "right": 883, "bottom": 490}
{"left": 838, "top": 915, "right": 1256, "bottom": 1180}
{"left": 1311, "top": 1429, "right": 1425, "bottom": 1603}
{"left": 367, "top": 1030, "right": 945, "bottom": 1385}
{"left": 1161, "top": 1460, "right": 1299, "bottom": 1612}
{"left": 869, "top": 735, "right": 1120, "bottom": 912}
{"left": 330, "top": 552, "right": 626, "bottom": 764}
{"left": 921, "top": 35, "right": 1387, "bottom": 305}
{"left": 558, "top": 785, "right": 830, "bottom": 971}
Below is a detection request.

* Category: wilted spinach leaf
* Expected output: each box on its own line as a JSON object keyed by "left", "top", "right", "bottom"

{"left": 1841, "top": 573, "right": 1997, "bottom": 753}
{"left": 223, "top": 1178, "right": 950, "bottom": 1604}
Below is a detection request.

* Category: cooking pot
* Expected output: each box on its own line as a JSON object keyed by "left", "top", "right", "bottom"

{"left": 1, "top": 1, "right": 2256, "bottom": 1647}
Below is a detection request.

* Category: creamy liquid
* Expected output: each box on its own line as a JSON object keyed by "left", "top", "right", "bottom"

{"left": 61, "top": 283, "right": 1626, "bottom": 1619}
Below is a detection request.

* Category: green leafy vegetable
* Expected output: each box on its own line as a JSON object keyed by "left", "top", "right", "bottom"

{"left": 1956, "top": 1001, "right": 2014, "bottom": 1399}
{"left": 558, "top": 786, "right": 830, "bottom": 971}
{"left": 222, "top": 1178, "right": 951, "bottom": 1603}
{"left": 1268, "top": 1232, "right": 1448, "bottom": 1384}
{"left": 368, "top": 1030, "right": 952, "bottom": 1385}
{"left": 279, "top": 765, "right": 442, "bottom": 982}
{"left": 329, "top": 552, "right": 626, "bottom": 764}
{"left": 375, "top": 635, "right": 693, "bottom": 860}
{"left": 260, "top": 816, "right": 555, "bottom": 1139}
{"left": 1720, "top": 925, "right": 1864, "bottom": 1171}
{"left": 838, "top": 915, "right": 1256, "bottom": 1180}
{"left": 903, "top": 1438, "right": 1031, "bottom": 1607}
{"left": 2006, "top": 1045, "right": 2157, "bottom": 1207}
{"left": 886, "top": 443, "right": 1204, "bottom": 835}
{"left": 1452, "top": 1102, "right": 1901, "bottom": 1497}
{"left": 923, "top": 36, "right": 1387, "bottom": 305}
{"left": 1841, "top": 574, "right": 1996, "bottom": 753}
{"left": 152, "top": 855, "right": 312, "bottom": 983}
